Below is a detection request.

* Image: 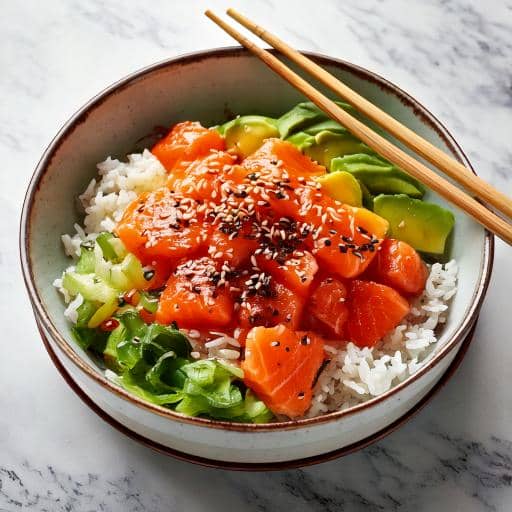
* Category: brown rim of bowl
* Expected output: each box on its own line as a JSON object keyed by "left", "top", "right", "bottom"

{"left": 20, "top": 46, "right": 494, "bottom": 432}
{"left": 39, "top": 315, "right": 478, "bottom": 470}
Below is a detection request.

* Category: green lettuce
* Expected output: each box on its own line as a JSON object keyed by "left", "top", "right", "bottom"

{"left": 100, "top": 311, "right": 273, "bottom": 423}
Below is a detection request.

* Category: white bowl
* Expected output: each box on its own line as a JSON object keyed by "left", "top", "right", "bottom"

{"left": 20, "top": 48, "right": 493, "bottom": 468}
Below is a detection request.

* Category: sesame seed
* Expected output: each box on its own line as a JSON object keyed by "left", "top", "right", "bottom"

{"left": 300, "top": 335, "right": 310, "bottom": 345}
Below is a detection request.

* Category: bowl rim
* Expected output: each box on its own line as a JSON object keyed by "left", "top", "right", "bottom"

{"left": 20, "top": 46, "right": 494, "bottom": 432}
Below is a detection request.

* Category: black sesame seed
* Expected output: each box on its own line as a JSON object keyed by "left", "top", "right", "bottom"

{"left": 324, "top": 239, "right": 332, "bottom": 247}
{"left": 300, "top": 335, "right": 310, "bottom": 345}
{"left": 285, "top": 346, "right": 290, "bottom": 352}
{"left": 144, "top": 270, "right": 155, "bottom": 281}
{"left": 338, "top": 245, "right": 348, "bottom": 254}
{"left": 357, "top": 226, "right": 368, "bottom": 234}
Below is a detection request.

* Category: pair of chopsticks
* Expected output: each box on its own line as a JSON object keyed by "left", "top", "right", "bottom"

{"left": 205, "top": 8, "right": 512, "bottom": 245}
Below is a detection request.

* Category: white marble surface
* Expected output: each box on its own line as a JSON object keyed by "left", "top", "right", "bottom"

{"left": 2, "top": 0, "right": 512, "bottom": 509}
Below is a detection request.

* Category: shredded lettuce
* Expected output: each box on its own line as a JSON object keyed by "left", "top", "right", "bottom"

{"left": 98, "top": 310, "right": 273, "bottom": 423}
{"left": 72, "top": 313, "right": 275, "bottom": 423}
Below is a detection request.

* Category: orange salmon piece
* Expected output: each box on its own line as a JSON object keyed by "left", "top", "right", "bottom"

{"left": 236, "top": 279, "right": 304, "bottom": 330}
{"left": 115, "top": 187, "right": 209, "bottom": 264}
{"left": 242, "top": 138, "right": 325, "bottom": 181}
{"left": 167, "top": 151, "right": 237, "bottom": 201}
{"left": 152, "top": 121, "right": 225, "bottom": 172}
{"left": 155, "top": 257, "right": 234, "bottom": 328}
{"left": 346, "top": 280, "right": 410, "bottom": 347}
{"left": 242, "top": 325, "right": 325, "bottom": 418}
{"left": 256, "top": 250, "right": 318, "bottom": 296}
{"left": 309, "top": 277, "right": 349, "bottom": 338}
{"left": 369, "top": 239, "right": 428, "bottom": 296}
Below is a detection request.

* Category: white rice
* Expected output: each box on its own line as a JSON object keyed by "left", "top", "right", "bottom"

{"left": 307, "top": 260, "right": 458, "bottom": 417}
{"left": 61, "top": 149, "right": 166, "bottom": 258}
{"left": 58, "top": 150, "right": 458, "bottom": 418}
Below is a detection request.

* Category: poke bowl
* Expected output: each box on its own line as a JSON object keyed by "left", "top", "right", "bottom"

{"left": 20, "top": 48, "right": 493, "bottom": 468}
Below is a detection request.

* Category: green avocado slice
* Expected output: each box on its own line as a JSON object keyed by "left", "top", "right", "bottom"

{"left": 286, "top": 130, "right": 371, "bottom": 169}
{"left": 276, "top": 101, "right": 353, "bottom": 139}
{"left": 373, "top": 194, "right": 455, "bottom": 254}
{"left": 316, "top": 171, "right": 363, "bottom": 207}
{"left": 331, "top": 154, "right": 425, "bottom": 198}
{"left": 218, "top": 115, "right": 279, "bottom": 158}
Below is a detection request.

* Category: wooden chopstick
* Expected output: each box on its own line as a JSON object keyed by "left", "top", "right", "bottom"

{"left": 226, "top": 9, "right": 512, "bottom": 221}
{"left": 205, "top": 10, "right": 512, "bottom": 245}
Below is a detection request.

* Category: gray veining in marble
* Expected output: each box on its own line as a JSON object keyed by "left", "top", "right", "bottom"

{"left": 1, "top": 0, "right": 511, "bottom": 510}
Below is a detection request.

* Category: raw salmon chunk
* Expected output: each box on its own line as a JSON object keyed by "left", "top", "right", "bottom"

{"left": 369, "top": 239, "right": 428, "bottom": 296}
{"left": 241, "top": 325, "right": 325, "bottom": 418}
{"left": 167, "top": 151, "right": 237, "bottom": 200}
{"left": 242, "top": 138, "right": 326, "bottom": 181}
{"left": 256, "top": 250, "right": 318, "bottom": 296}
{"left": 346, "top": 280, "right": 410, "bottom": 347}
{"left": 309, "top": 277, "right": 349, "bottom": 337}
{"left": 152, "top": 121, "right": 225, "bottom": 171}
{"left": 115, "top": 187, "right": 209, "bottom": 264}
{"left": 208, "top": 222, "right": 260, "bottom": 267}
{"left": 236, "top": 278, "right": 304, "bottom": 330}
{"left": 155, "top": 257, "right": 234, "bottom": 328}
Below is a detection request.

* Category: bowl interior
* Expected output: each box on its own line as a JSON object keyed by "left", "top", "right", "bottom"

{"left": 22, "top": 48, "right": 490, "bottom": 425}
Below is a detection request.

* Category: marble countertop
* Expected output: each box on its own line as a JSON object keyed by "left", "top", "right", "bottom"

{"left": 2, "top": 0, "right": 512, "bottom": 509}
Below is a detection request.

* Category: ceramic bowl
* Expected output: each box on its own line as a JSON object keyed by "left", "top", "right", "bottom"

{"left": 20, "top": 48, "right": 493, "bottom": 468}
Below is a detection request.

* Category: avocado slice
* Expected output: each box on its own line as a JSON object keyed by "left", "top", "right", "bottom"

{"left": 305, "top": 131, "right": 373, "bottom": 169}
{"left": 303, "top": 119, "right": 349, "bottom": 135}
{"left": 276, "top": 101, "right": 353, "bottom": 139}
{"left": 286, "top": 130, "right": 371, "bottom": 169}
{"left": 286, "top": 131, "right": 315, "bottom": 151}
{"left": 331, "top": 154, "right": 425, "bottom": 198}
{"left": 316, "top": 171, "right": 363, "bottom": 207}
{"left": 221, "top": 115, "right": 279, "bottom": 158}
{"left": 373, "top": 194, "right": 455, "bottom": 254}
